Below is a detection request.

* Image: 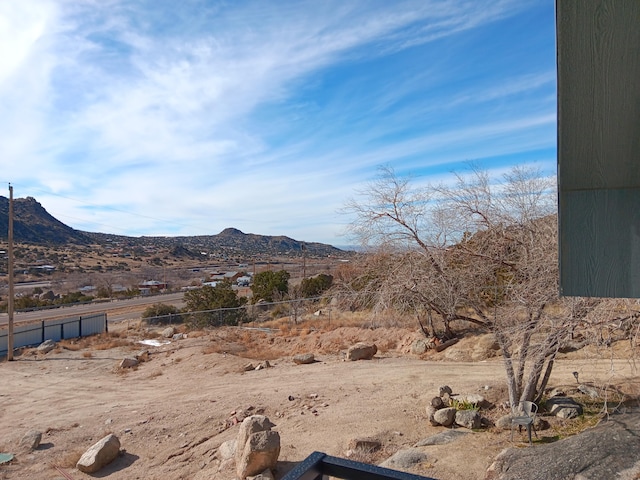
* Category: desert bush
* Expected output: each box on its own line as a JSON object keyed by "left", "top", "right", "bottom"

{"left": 142, "top": 303, "right": 182, "bottom": 324}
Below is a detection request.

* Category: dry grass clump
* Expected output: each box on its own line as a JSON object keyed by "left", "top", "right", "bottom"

{"left": 85, "top": 332, "right": 132, "bottom": 351}
{"left": 59, "top": 340, "right": 82, "bottom": 351}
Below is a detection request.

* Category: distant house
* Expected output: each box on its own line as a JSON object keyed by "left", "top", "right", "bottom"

{"left": 138, "top": 280, "right": 168, "bottom": 292}
{"left": 236, "top": 275, "right": 252, "bottom": 287}
{"left": 224, "top": 271, "right": 241, "bottom": 282}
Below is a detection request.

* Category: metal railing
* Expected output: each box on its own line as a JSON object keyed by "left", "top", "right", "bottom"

{"left": 281, "top": 451, "right": 437, "bottom": 480}
{"left": 0, "top": 313, "right": 107, "bottom": 357}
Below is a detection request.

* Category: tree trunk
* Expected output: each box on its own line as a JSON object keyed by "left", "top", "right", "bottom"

{"left": 496, "top": 331, "right": 519, "bottom": 407}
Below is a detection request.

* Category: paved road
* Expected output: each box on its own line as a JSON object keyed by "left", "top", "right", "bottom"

{"left": 0, "top": 292, "right": 185, "bottom": 326}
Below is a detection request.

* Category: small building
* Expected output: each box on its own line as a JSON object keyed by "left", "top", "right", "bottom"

{"left": 138, "top": 280, "right": 168, "bottom": 292}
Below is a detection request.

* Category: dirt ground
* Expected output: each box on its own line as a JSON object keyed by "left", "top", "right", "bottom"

{"left": 0, "top": 321, "right": 638, "bottom": 480}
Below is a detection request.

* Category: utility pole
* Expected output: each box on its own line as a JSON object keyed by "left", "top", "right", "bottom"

{"left": 7, "top": 184, "right": 14, "bottom": 361}
{"left": 302, "top": 242, "right": 307, "bottom": 280}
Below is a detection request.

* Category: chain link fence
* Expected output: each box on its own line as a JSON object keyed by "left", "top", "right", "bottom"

{"left": 143, "top": 296, "right": 330, "bottom": 328}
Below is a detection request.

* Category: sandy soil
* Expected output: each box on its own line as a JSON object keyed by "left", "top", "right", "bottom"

{"left": 0, "top": 324, "right": 637, "bottom": 480}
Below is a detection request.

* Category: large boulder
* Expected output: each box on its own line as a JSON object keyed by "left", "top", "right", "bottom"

{"left": 162, "top": 327, "right": 176, "bottom": 338}
{"left": 346, "top": 342, "right": 377, "bottom": 361}
{"left": 545, "top": 397, "right": 583, "bottom": 419}
{"left": 37, "top": 339, "right": 56, "bottom": 354}
{"left": 455, "top": 409, "right": 482, "bottom": 429}
{"left": 433, "top": 407, "right": 457, "bottom": 427}
{"left": 20, "top": 430, "right": 42, "bottom": 450}
{"left": 293, "top": 354, "right": 315, "bottom": 365}
{"left": 119, "top": 357, "right": 139, "bottom": 369}
{"left": 411, "top": 339, "right": 429, "bottom": 355}
{"left": 76, "top": 434, "right": 120, "bottom": 473}
{"left": 235, "top": 416, "right": 280, "bottom": 479}
{"left": 380, "top": 448, "right": 428, "bottom": 470}
{"left": 486, "top": 413, "right": 640, "bottom": 480}
{"left": 415, "top": 430, "right": 469, "bottom": 446}
{"left": 236, "top": 430, "right": 281, "bottom": 479}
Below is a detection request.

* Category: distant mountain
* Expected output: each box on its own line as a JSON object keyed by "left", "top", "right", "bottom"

{"left": 0, "top": 196, "right": 349, "bottom": 257}
{"left": 0, "top": 196, "right": 91, "bottom": 245}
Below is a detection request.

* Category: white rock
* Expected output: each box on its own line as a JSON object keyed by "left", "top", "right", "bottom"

{"left": 76, "top": 434, "right": 120, "bottom": 473}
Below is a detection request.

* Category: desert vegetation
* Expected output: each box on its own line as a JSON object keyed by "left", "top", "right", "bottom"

{"left": 338, "top": 165, "right": 639, "bottom": 407}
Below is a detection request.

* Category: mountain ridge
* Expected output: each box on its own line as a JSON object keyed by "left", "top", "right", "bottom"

{"left": 0, "top": 196, "right": 348, "bottom": 257}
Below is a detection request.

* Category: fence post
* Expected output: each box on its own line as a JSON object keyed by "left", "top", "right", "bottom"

{"left": 60, "top": 322, "right": 64, "bottom": 340}
{"left": 105, "top": 313, "right": 108, "bottom": 333}
{"left": 79, "top": 316, "right": 82, "bottom": 337}
{"left": 41, "top": 320, "right": 45, "bottom": 343}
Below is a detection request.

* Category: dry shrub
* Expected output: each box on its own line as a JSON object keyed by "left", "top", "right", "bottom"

{"left": 187, "top": 330, "right": 207, "bottom": 338}
{"left": 59, "top": 340, "right": 81, "bottom": 351}
{"left": 237, "top": 344, "right": 286, "bottom": 361}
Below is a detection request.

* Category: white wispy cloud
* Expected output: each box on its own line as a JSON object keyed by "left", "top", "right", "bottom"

{"left": 0, "top": 0, "right": 555, "bottom": 245}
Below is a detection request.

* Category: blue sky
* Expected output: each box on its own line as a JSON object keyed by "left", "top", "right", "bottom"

{"left": 0, "top": 0, "right": 557, "bottom": 246}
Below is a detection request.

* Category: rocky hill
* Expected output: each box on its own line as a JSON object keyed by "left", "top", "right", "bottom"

{"left": 0, "top": 196, "right": 349, "bottom": 257}
{"left": 0, "top": 196, "right": 91, "bottom": 245}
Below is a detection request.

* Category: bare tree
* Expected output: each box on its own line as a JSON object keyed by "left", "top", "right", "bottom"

{"left": 343, "top": 165, "right": 594, "bottom": 404}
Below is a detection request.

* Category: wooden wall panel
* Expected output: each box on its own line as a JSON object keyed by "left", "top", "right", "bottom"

{"left": 557, "top": 0, "right": 640, "bottom": 297}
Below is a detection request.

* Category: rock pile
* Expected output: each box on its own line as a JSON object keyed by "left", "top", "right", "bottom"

{"left": 425, "top": 385, "right": 489, "bottom": 429}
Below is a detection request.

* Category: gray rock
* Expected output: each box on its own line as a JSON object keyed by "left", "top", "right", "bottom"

{"left": 411, "top": 339, "right": 428, "bottom": 355}
{"left": 235, "top": 416, "right": 277, "bottom": 466}
{"left": 20, "top": 430, "right": 42, "bottom": 450}
{"left": 430, "top": 396, "right": 444, "bottom": 409}
{"left": 414, "top": 430, "right": 469, "bottom": 446}
{"left": 120, "top": 357, "right": 139, "bottom": 368}
{"left": 255, "top": 360, "right": 271, "bottom": 370}
{"left": 380, "top": 448, "right": 427, "bottom": 469}
{"left": 495, "top": 414, "right": 548, "bottom": 431}
{"left": 439, "top": 385, "right": 453, "bottom": 397}
{"left": 135, "top": 350, "right": 150, "bottom": 362}
{"left": 486, "top": 413, "right": 640, "bottom": 480}
{"left": 243, "top": 363, "right": 256, "bottom": 371}
{"left": 433, "top": 407, "right": 457, "bottom": 427}
{"left": 547, "top": 387, "right": 566, "bottom": 397}
{"left": 236, "top": 430, "right": 281, "bottom": 479}
{"left": 346, "top": 342, "right": 377, "bottom": 361}
{"left": 248, "top": 469, "right": 275, "bottom": 480}
{"left": 455, "top": 409, "right": 482, "bottom": 429}
{"left": 578, "top": 384, "right": 599, "bottom": 399}
{"left": 162, "top": 327, "right": 175, "bottom": 338}
{"left": 172, "top": 333, "right": 184, "bottom": 341}
{"left": 218, "top": 439, "right": 237, "bottom": 460}
{"left": 425, "top": 405, "right": 439, "bottom": 426}
{"left": 293, "top": 353, "right": 315, "bottom": 365}
{"left": 495, "top": 414, "right": 513, "bottom": 430}
{"left": 545, "top": 397, "right": 583, "bottom": 419}
{"left": 37, "top": 339, "right": 56, "bottom": 354}
{"left": 76, "top": 433, "right": 120, "bottom": 473}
